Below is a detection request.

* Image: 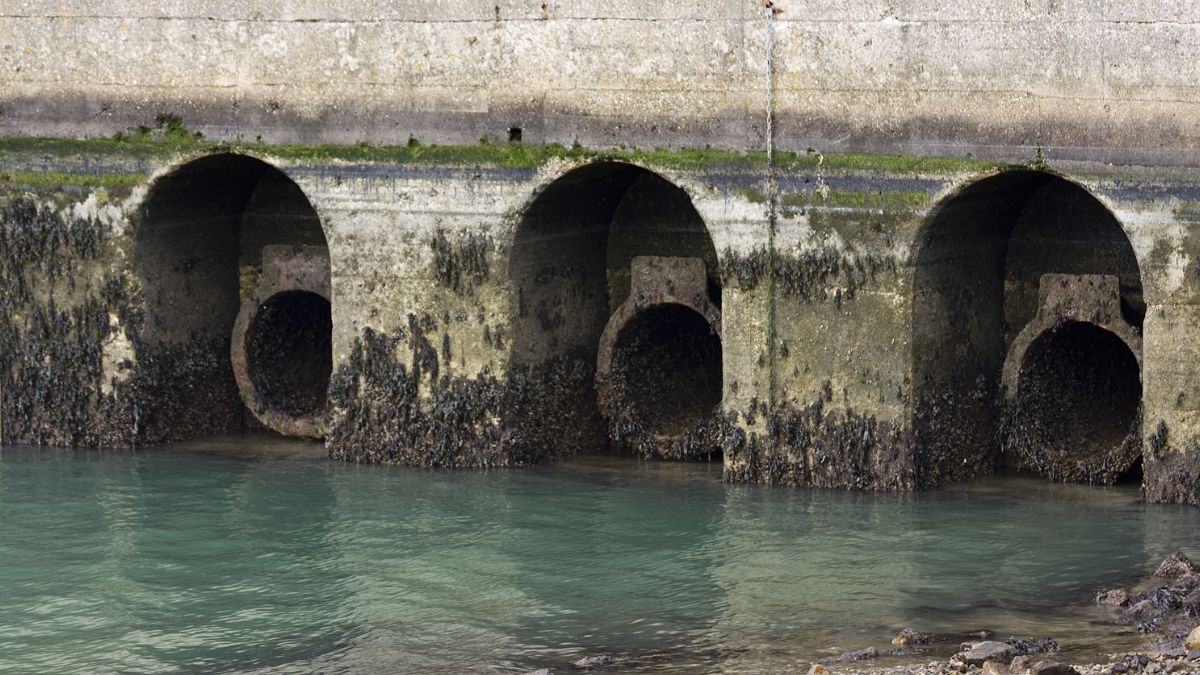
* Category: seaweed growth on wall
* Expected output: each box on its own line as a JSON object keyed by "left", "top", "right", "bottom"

{"left": 431, "top": 229, "right": 492, "bottom": 295}
{"left": 721, "top": 386, "right": 916, "bottom": 490}
{"left": 719, "top": 245, "right": 899, "bottom": 304}
{"left": 1141, "top": 422, "right": 1200, "bottom": 504}
{"left": 0, "top": 193, "right": 245, "bottom": 447}
{"left": 0, "top": 194, "right": 117, "bottom": 445}
{"left": 326, "top": 318, "right": 602, "bottom": 466}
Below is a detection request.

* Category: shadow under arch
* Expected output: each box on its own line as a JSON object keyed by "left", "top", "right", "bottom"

{"left": 133, "top": 152, "right": 332, "bottom": 442}
{"left": 910, "top": 169, "right": 1143, "bottom": 486}
{"left": 505, "top": 161, "right": 721, "bottom": 459}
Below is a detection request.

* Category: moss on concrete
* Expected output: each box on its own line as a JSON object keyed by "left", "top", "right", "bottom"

{"left": 0, "top": 133, "right": 1006, "bottom": 177}
{"left": 1, "top": 170, "right": 148, "bottom": 197}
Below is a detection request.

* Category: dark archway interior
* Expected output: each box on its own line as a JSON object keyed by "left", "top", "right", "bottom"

{"left": 508, "top": 162, "right": 720, "bottom": 456}
{"left": 1012, "top": 323, "right": 1141, "bottom": 480}
{"left": 606, "top": 304, "right": 722, "bottom": 438}
{"left": 134, "top": 154, "right": 329, "bottom": 440}
{"left": 911, "top": 171, "right": 1143, "bottom": 485}
{"left": 246, "top": 291, "right": 333, "bottom": 417}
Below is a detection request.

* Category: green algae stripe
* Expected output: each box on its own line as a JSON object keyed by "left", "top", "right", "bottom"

{"left": 0, "top": 135, "right": 1002, "bottom": 175}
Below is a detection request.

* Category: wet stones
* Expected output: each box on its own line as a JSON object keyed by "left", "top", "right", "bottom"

{"left": 823, "top": 646, "right": 879, "bottom": 664}
{"left": 956, "top": 641, "right": 1018, "bottom": 667}
{"left": 1156, "top": 553, "right": 1199, "bottom": 580}
{"left": 982, "top": 662, "right": 1007, "bottom": 675}
{"left": 1110, "top": 653, "right": 1151, "bottom": 673}
{"left": 1185, "top": 626, "right": 1200, "bottom": 650}
{"left": 1099, "top": 589, "right": 1133, "bottom": 607}
{"left": 1007, "top": 638, "right": 1061, "bottom": 656}
{"left": 1028, "top": 660, "right": 1080, "bottom": 675}
{"left": 894, "top": 628, "right": 932, "bottom": 646}
{"left": 1100, "top": 553, "right": 1200, "bottom": 647}
{"left": 571, "top": 654, "right": 613, "bottom": 669}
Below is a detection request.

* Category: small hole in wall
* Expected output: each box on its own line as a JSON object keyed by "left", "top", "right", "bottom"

{"left": 508, "top": 127, "right": 523, "bottom": 144}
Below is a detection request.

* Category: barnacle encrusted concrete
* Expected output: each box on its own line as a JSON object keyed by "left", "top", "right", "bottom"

{"left": 4, "top": 2, "right": 1200, "bottom": 503}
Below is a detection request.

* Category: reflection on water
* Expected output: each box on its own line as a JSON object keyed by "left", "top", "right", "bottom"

{"left": 0, "top": 438, "right": 1195, "bottom": 673}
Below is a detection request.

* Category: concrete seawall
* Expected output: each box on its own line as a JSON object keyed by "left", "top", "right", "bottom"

{"left": 3, "top": 2, "right": 1200, "bottom": 503}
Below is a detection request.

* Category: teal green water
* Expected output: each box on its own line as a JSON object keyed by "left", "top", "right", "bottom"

{"left": 0, "top": 438, "right": 1196, "bottom": 674}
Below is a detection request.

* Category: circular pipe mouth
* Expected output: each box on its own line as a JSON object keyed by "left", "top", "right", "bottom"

{"left": 1011, "top": 321, "right": 1141, "bottom": 480}
{"left": 599, "top": 303, "right": 722, "bottom": 439}
{"left": 232, "top": 289, "right": 332, "bottom": 438}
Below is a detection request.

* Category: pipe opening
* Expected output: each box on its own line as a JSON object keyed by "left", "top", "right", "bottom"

{"left": 604, "top": 304, "right": 722, "bottom": 440}
{"left": 1008, "top": 322, "right": 1141, "bottom": 483}
{"left": 507, "top": 162, "right": 720, "bottom": 459}
{"left": 133, "top": 153, "right": 331, "bottom": 442}
{"left": 245, "top": 290, "right": 332, "bottom": 418}
{"left": 911, "top": 170, "right": 1144, "bottom": 485}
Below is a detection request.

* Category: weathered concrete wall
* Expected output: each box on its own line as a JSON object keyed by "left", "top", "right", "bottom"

{"left": 4, "top": 143, "right": 1200, "bottom": 503}
{"left": 4, "top": 2, "right": 1200, "bottom": 503}
{"left": 4, "top": 2, "right": 1200, "bottom": 166}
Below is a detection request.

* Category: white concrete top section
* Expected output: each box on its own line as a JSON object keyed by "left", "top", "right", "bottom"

{"left": 2, "top": 1, "right": 1198, "bottom": 164}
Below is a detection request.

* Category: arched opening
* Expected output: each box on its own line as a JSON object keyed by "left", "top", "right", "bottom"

{"left": 911, "top": 170, "right": 1143, "bottom": 485}
{"left": 602, "top": 304, "right": 722, "bottom": 452}
{"left": 1007, "top": 322, "right": 1141, "bottom": 483}
{"left": 134, "top": 153, "right": 331, "bottom": 441}
{"left": 244, "top": 291, "right": 333, "bottom": 418}
{"left": 507, "top": 162, "right": 720, "bottom": 459}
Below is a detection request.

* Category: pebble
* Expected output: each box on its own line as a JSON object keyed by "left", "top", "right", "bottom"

{"left": 895, "top": 627, "right": 932, "bottom": 646}
{"left": 1185, "top": 626, "right": 1200, "bottom": 650}
{"left": 571, "top": 655, "right": 612, "bottom": 669}
{"left": 1098, "top": 589, "right": 1132, "bottom": 607}
{"left": 1030, "top": 661, "right": 1079, "bottom": 675}
{"left": 983, "top": 662, "right": 1008, "bottom": 675}
{"left": 825, "top": 646, "right": 880, "bottom": 663}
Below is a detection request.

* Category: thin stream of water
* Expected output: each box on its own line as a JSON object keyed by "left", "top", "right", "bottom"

{"left": 0, "top": 437, "right": 1194, "bottom": 673}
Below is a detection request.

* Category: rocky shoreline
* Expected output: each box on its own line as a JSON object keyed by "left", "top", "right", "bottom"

{"left": 531, "top": 552, "right": 1200, "bottom": 675}
{"left": 827, "top": 552, "right": 1200, "bottom": 675}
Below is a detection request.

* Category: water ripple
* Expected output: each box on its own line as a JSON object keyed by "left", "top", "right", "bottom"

{"left": 0, "top": 444, "right": 1191, "bottom": 673}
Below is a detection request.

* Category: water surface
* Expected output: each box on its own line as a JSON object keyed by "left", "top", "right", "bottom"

{"left": 1, "top": 438, "right": 1195, "bottom": 673}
